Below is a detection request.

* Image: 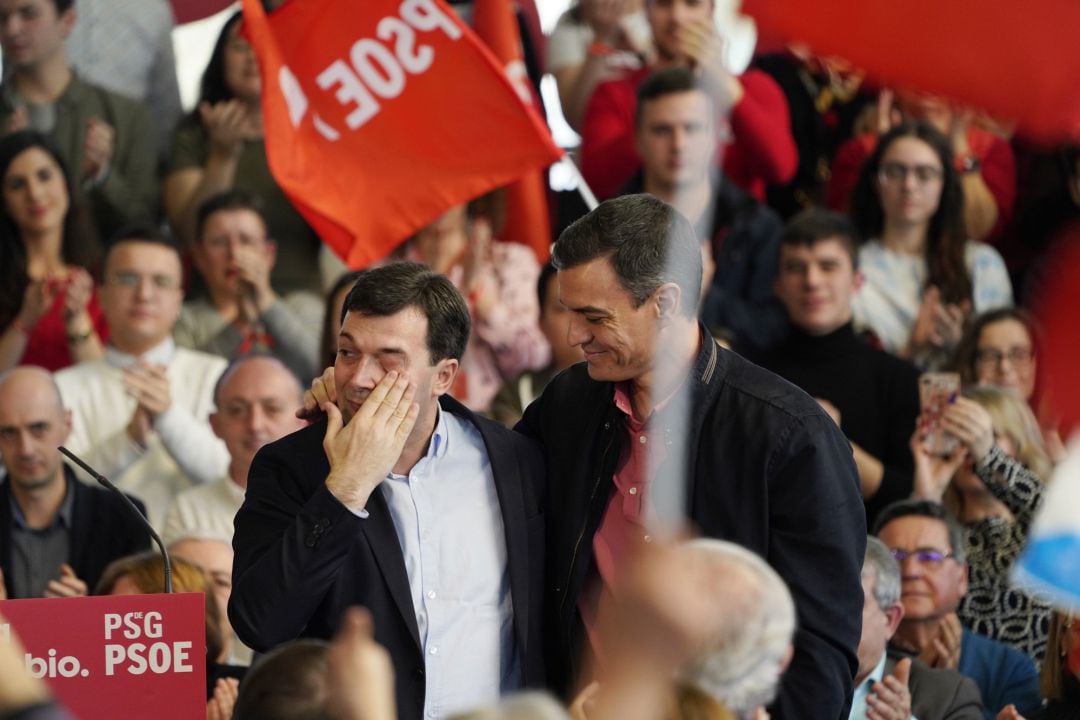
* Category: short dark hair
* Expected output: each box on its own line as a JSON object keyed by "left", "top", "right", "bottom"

{"left": 635, "top": 67, "right": 708, "bottom": 128}
{"left": 778, "top": 208, "right": 860, "bottom": 270}
{"left": 872, "top": 499, "right": 967, "bottom": 563}
{"left": 196, "top": 189, "right": 270, "bottom": 242}
{"left": 51, "top": 0, "right": 74, "bottom": 12}
{"left": 537, "top": 261, "right": 557, "bottom": 312}
{"left": 951, "top": 307, "right": 1039, "bottom": 387}
{"left": 552, "top": 194, "right": 702, "bottom": 318}
{"left": 232, "top": 640, "right": 331, "bottom": 720}
{"left": 105, "top": 223, "right": 181, "bottom": 266}
{"left": 341, "top": 262, "right": 470, "bottom": 363}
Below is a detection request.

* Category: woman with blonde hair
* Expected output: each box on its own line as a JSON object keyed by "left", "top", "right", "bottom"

{"left": 911, "top": 384, "right": 1053, "bottom": 660}
{"left": 1035, "top": 611, "right": 1080, "bottom": 718}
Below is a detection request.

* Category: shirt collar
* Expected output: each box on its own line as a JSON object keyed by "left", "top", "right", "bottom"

{"left": 106, "top": 336, "right": 176, "bottom": 369}
{"left": 613, "top": 376, "right": 685, "bottom": 426}
{"left": 8, "top": 470, "right": 76, "bottom": 531}
{"left": 429, "top": 403, "right": 449, "bottom": 460}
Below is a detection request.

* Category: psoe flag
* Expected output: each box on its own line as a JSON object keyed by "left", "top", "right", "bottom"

{"left": 240, "top": 0, "right": 564, "bottom": 269}
{"left": 1013, "top": 442, "right": 1080, "bottom": 609}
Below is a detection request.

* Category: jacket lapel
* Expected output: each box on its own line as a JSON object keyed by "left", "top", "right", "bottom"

{"left": 359, "top": 487, "right": 422, "bottom": 652}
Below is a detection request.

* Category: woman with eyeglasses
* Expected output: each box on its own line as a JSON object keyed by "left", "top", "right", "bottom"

{"left": 911, "top": 384, "right": 1053, "bottom": 662}
{"left": 0, "top": 131, "right": 107, "bottom": 373}
{"left": 850, "top": 121, "right": 1013, "bottom": 369}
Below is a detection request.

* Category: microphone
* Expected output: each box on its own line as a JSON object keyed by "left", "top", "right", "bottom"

{"left": 58, "top": 446, "right": 173, "bottom": 594}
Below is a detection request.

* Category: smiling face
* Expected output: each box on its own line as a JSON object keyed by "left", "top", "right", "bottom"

{"left": 557, "top": 256, "right": 659, "bottom": 383}
{"left": 974, "top": 318, "right": 1037, "bottom": 401}
{"left": 875, "top": 136, "right": 945, "bottom": 231}
{"left": 774, "top": 238, "right": 861, "bottom": 336}
{"left": 636, "top": 89, "right": 716, "bottom": 192}
{"left": 2, "top": 145, "right": 69, "bottom": 238}
{"left": 877, "top": 516, "right": 968, "bottom": 623}
{"left": 334, "top": 306, "right": 453, "bottom": 426}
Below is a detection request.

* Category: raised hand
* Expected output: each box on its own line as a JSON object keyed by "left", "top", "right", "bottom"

{"left": 43, "top": 563, "right": 88, "bottom": 598}
{"left": 910, "top": 415, "right": 968, "bottom": 501}
{"left": 199, "top": 100, "right": 259, "bottom": 158}
{"left": 326, "top": 607, "right": 396, "bottom": 720}
{"left": 919, "top": 613, "right": 962, "bottom": 670}
{"left": 297, "top": 366, "right": 337, "bottom": 420}
{"left": 867, "top": 657, "right": 912, "bottom": 720}
{"left": 83, "top": 116, "right": 116, "bottom": 181}
{"left": 940, "top": 397, "right": 996, "bottom": 462}
{"left": 123, "top": 362, "right": 172, "bottom": 421}
{"left": 323, "top": 371, "right": 418, "bottom": 513}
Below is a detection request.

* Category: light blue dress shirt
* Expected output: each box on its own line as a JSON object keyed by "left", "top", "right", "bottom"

{"left": 849, "top": 654, "right": 918, "bottom": 720}
{"left": 378, "top": 407, "right": 520, "bottom": 719}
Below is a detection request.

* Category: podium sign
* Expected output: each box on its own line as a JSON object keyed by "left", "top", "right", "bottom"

{"left": 0, "top": 593, "right": 206, "bottom": 719}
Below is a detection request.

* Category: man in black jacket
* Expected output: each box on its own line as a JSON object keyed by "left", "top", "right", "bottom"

{"left": 517, "top": 194, "right": 866, "bottom": 719}
{"left": 0, "top": 366, "right": 149, "bottom": 599}
{"left": 229, "top": 262, "right": 546, "bottom": 720}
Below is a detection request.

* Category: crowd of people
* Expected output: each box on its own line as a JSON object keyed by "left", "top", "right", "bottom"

{"left": 0, "top": 0, "right": 1078, "bottom": 719}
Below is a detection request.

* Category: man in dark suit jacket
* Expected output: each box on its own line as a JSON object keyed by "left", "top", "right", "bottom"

{"left": 230, "top": 262, "right": 546, "bottom": 720}
{"left": 0, "top": 366, "right": 149, "bottom": 599}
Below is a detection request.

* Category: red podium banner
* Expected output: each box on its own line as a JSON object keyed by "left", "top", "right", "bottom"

{"left": 0, "top": 593, "right": 206, "bottom": 720}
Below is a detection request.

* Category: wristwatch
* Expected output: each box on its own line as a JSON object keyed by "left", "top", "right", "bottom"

{"left": 958, "top": 155, "right": 982, "bottom": 174}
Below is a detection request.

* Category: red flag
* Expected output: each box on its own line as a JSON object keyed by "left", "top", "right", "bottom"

{"left": 240, "top": 0, "right": 563, "bottom": 268}
{"left": 472, "top": 0, "right": 554, "bottom": 262}
{"left": 742, "top": 0, "right": 1080, "bottom": 143}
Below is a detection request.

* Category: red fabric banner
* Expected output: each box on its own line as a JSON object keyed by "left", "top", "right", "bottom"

{"left": 171, "top": 0, "right": 234, "bottom": 25}
{"left": 472, "top": 0, "right": 554, "bottom": 262}
{"left": 742, "top": 0, "right": 1080, "bottom": 143}
{"left": 240, "top": 0, "right": 564, "bottom": 269}
{"left": 0, "top": 593, "right": 206, "bottom": 719}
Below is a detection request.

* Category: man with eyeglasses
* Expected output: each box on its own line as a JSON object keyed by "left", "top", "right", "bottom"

{"left": 54, "top": 225, "right": 229, "bottom": 528}
{"left": 873, "top": 500, "right": 1040, "bottom": 719}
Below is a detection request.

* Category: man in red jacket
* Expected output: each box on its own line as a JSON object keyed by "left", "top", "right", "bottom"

{"left": 579, "top": 0, "right": 797, "bottom": 202}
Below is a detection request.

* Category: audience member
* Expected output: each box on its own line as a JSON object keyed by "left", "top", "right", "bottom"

{"left": 231, "top": 262, "right": 546, "bottom": 720}
{"left": 829, "top": 92, "right": 1016, "bottom": 244}
{"left": 490, "top": 262, "right": 583, "bottom": 427}
{"left": 456, "top": 693, "right": 572, "bottom": 720}
{"left": 623, "top": 68, "right": 787, "bottom": 354}
{"left": 173, "top": 190, "right": 322, "bottom": 382}
{"left": 164, "top": 11, "right": 323, "bottom": 295}
{"left": 96, "top": 551, "right": 245, "bottom": 703}
{"left": 759, "top": 208, "right": 920, "bottom": 525}
{"left": 849, "top": 122, "right": 1012, "bottom": 368}
{"left": 1034, "top": 611, "right": 1080, "bottom": 719}
{"left": 163, "top": 355, "right": 305, "bottom": 543}
{"left": 547, "top": 0, "right": 649, "bottom": 131}
{"left": 910, "top": 387, "right": 1053, "bottom": 662}
{"left": 320, "top": 270, "right": 363, "bottom": 371}
{"left": 874, "top": 501, "right": 1041, "bottom": 717}
{"left": 0, "top": 366, "right": 149, "bottom": 600}
{"left": 515, "top": 194, "right": 865, "bottom": 718}
{"left": 0, "top": 131, "right": 106, "bottom": 372}
{"left": 64, "top": 0, "right": 182, "bottom": 159}
{"left": 54, "top": 227, "right": 228, "bottom": 528}
{"left": 854, "top": 535, "right": 984, "bottom": 720}
{"left": 0, "top": 0, "right": 157, "bottom": 240}
{"left": 579, "top": 0, "right": 797, "bottom": 201}
{"left": 395, "top": 205, "right": 550, "bottom": 413}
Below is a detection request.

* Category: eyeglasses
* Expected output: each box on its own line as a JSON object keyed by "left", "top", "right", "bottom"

{"left": 975, "top": 346, "right": 1034, "bottom": 369}
{"left": 106, "top": 271, "right": 179, "bottom": 291}
{"left": 889, "top": 547, "right": 956, "bottom": 566}
{"left": 878, "top": 162, "right": 944, "bottom": 185}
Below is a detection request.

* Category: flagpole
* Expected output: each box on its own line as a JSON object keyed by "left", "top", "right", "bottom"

{"left": 560, "top": 154, "right": 599, "bottom": 211}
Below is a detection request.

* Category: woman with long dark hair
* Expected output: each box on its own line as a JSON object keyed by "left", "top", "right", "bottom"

{"left": 850, "top": 121, "right": 1012, "bottom": 368}
{"left": 164, "top": 12, "right": 323, "bottom": 295}
{"left": 0, "top": 131, "right": 106, "bottom": 372}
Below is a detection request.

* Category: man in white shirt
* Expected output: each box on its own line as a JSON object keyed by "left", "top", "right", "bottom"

{"left": 162, "top": 354, "right": 305, "bottom": 544}
{"left": 55, "top": 226, "right": 228, "bottom": 528}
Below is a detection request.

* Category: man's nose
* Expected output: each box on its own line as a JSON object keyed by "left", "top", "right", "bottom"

{"left": 566, "top": 317, "right": 591, "bottom": 347}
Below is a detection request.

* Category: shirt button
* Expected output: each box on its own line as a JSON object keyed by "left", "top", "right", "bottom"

{"left": 427, "top": 590, "right": 437, "bottom": 599}
{"left": 628, "top": 487, "right": 638, "bottom": 495}
{"left": 639, "top": 435, "right": 647, "bottom": 444}
{"left": 429, "top": 646, "right": 439, "bottom": 656}
{"left": 643, "top": 534, "right": 653, "bottom": 543}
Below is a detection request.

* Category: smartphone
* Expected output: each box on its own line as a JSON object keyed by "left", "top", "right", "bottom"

{"left": 919, "top": 372, "right": 960, "bottom": 456}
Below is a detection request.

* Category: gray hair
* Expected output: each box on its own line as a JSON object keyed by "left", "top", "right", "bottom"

{"left": 676, "top": 539, "right": 797, "bottom": 718}
{"left": 863, "top": 536, "right": 901, "bottom": 610}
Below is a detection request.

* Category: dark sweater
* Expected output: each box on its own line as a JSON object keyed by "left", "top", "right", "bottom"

{"left": 758, "top": 322, "right": 920, "bottom": 526}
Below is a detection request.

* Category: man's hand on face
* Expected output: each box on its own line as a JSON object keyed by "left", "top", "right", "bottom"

{"left": 323, "top": 372, "right": 419, "bottom": 513}
{"left": 297, "top": 366, "right": 337, "bottom": 420}
{"left": 232, "top": 244, "right": 276, "bottom": 321}
{"left": 866, "top": 657, "right": 912, "bottom": 720}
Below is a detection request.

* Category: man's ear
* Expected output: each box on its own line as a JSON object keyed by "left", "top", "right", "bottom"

{"left": 654, "top": 282, "right": 682, "bottom": 321}
{"left": 884, "top": 602, "right": 905, "bottom": 639}
{"left": 61, "top": 408, "right": 73, "bottom": 443}
{"left": 59, "top": 6, "right": 77, "bottom": 38}
{"left": 432, "top": 358, "right": 459, "bottom": 396}
{"left": 209, "top": 411, "right": 222, "bottom": 440}
{"left": 854, "top": 270, "right": 865, "bottom": 293}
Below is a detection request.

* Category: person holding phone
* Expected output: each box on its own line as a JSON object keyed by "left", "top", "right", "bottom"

{"left": 910, "top": 384, "right": 1053, "bottom": 663}
{"left": 0, "top": 131, "right": 107, "bottom": 373}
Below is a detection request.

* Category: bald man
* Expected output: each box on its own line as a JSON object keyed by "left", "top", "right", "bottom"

{"left": 0, "top": 366, "right": 149, "bottom": 600}
{"left": 162, "top": 355, "right": 306, "bottom": 545}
